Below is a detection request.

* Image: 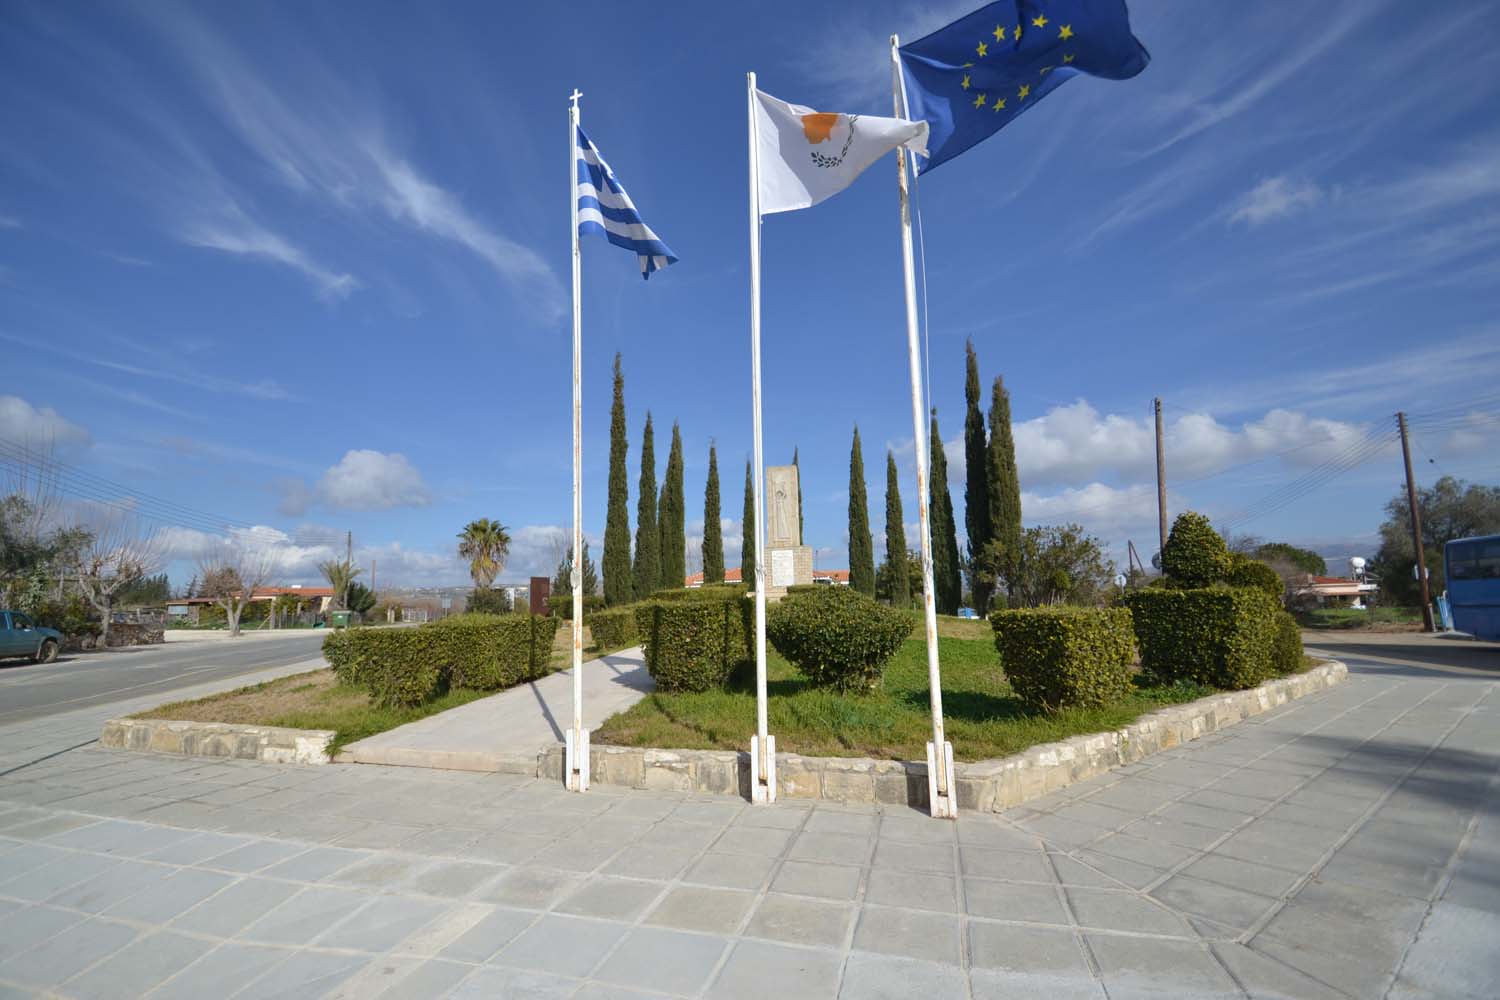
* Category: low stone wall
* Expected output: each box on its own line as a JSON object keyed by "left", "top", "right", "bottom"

{"left": 538, "top": 660, "right": 1348, "bottom": 809}
{"left": 100, "top": 718, "right": 334, "bottom": 765}
{"left": 63, "top": 623, "right": 165, "bottom": 652}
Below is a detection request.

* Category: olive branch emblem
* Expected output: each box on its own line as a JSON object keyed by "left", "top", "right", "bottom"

{"left": 810, "top": 115, "right": 860, "bottom": 168}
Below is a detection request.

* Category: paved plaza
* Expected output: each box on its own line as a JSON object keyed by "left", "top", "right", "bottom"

{"left": 0, "top": 637, "right": 1495, "bottom": 998}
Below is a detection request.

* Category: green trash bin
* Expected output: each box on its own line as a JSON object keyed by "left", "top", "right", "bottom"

{"left": 330, "top": 610, "right": 352, "bottom": 629}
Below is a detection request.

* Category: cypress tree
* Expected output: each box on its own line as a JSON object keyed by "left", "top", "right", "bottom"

{"left": 929, "top": 411, "right": 963, "bottom": 615}
{"left": 741, "top": 459, "right": 756, "bottom": 586}
{"left": 632, "top": 413, "right": 660, "bottom": 600}
{"left": 602, "top": 354, "right": 633, "bottom": 606}
{"left": 792, "top": 446, "right": 804, "bottom": 544}
{"left": 963, "top": 340, "right": 994, "bottom": 613}
{"left": 884, "top": 449, "right": 909, "bottom": 608}
{"left": 658, "top": 422, "right": 686, "bottom": 589}
{"left": 703, "top": 443, "right": 724, "bottom": 584}
{"left": 986, "top": 376, "right": 1023, "bottom": 602}
{"left": 847, "top": 427, "right": 876, "bottom": 596}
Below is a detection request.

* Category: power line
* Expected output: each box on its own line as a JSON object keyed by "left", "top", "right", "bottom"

{"left": 0, "top": 435, "right": 256, "bottom": 536}
{"left": 1217, "top": 424, "right": 1398, "bottom": 532}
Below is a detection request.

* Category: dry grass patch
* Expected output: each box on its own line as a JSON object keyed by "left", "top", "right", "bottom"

{"left": 134, "top": 669, "right": 491, "bottom": 755}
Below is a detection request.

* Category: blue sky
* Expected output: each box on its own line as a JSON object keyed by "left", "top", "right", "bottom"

{"left": 3, "top": 0, "right": 1499, "bottom": 588}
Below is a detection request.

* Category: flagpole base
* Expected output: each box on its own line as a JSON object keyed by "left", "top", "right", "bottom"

{"left": 565, "top": 728, "right": 590, "bottom": 793}
{"left": 750, "top": 734, "right": 777, "bottom": 804}
{"left": 926, "top": 741, "right": 957, "bottom": 819}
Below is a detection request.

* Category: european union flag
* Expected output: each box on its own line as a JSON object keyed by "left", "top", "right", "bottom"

{"left": 898, "top": 0, "right": 1149, "bottom": 173}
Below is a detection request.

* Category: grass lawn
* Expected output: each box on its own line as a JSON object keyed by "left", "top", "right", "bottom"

{"left": 1297, "top": 606, "right": 1423, "bottom": 631}
{"left": 134, "top": 619, "right": 608, "bottom": 755}
{"left": 594, "top": 634, "right": 1219, "bottom": 763}
{"left": 133, "top": 670, "right": 494, "bottom": 756}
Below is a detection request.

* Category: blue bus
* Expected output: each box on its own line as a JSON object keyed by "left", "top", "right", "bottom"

{"left": 1443, "top": 535, "right": 1500, "bottom": 641}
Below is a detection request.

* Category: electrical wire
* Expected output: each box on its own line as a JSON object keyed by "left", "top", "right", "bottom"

{"left": 0, "top": 435, "right": 255, "bottom": 536}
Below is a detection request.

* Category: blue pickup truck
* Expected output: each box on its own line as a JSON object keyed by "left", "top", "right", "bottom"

{"left": 0, "top": 611, "right": 62, "bottom": 664}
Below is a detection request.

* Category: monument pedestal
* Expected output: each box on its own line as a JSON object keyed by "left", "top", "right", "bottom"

{"left": 767, "top": 545, "right": 813, "bottom": 599}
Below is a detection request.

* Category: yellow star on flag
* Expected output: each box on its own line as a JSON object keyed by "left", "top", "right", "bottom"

{"left": 992, "top": 97, "right": 1007, "bottom": 112}
{"left": 1059, "top": 25, "right": 1074, "bottom": 40}
{"left": 976, "top": 41, "right": 988, "bottom": 57}
{"left": 961, "top": 73, "right": 971, "bottom": 90}
{"left": 1018, "top": 83, "right": 1031, "bottom": 100}
{"left": 1032, "top": 14, "right": 1048, "bottom": 28}
{"left": 1014, "top": 24, "right": 1022, "bottom": 41}
{"left": 1063, "top": 53, "right": 1076, "bottom": 63}
{"left": 973, "top": 92, "right": 987, "bottom": 108}
{"left": 993, "top": 24, "right": 1006, "bottom": 42}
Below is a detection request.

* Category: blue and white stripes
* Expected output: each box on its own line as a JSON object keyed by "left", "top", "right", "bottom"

{"left": 576, "top": 126, "right": 678, "bottom": 279}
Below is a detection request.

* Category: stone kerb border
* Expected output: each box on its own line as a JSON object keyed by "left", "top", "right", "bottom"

{"left": 537, "top": 660, "right": 1348, "bottom": 809}
{"left": 100, "top": 718, "right": 334, "bottom": 766}
{"left": 102, "top": 661, "right": 1347, "bottom": 809}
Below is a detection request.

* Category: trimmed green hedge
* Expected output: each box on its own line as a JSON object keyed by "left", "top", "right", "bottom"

{"left": 1161, "top": 511, "right": 1230, "bottom": 587}
{"left": 1125, "top": 587, "right": 1281, "bottom": 690}
{"left": 634, "top": 592, "right": 752, "bottom": 692}
{"left": 991, "top": 607, "right": 1136, "bottom": 712}
{"left": 649, "top": 585, "right": 748, "bottom": 603}
{"left": 322, "top": 613, "right": 558, "bottom": 708}
{"left": 548, "top": 594, "right": 606, "bottom": 620}
{"left": 766, "top": 587, "right": 911, "bottom": 692}
{"left": 1271, "top": 611, "right": 1303, "bottom": 675}
{"left": 588, "top": 607, "right": 639, "bottom": 652}
{"left": 1227, "top": 555, "right": 1285, "bottom": 600}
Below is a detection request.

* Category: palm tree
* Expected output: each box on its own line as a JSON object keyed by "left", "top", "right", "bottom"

{"left": 318, "top": 559, "right": 361, "bottom": 611}
{"left": 458, "top": 518, "right": 511, "bottom": 589}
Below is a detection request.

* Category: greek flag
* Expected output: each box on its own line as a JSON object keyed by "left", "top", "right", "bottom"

{"left": 575, "top": 126, "right": 678, "bottom": 279}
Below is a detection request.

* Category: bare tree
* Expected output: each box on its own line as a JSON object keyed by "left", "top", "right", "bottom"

{"left": 200, "top": 541, "right": 281, "bottom": 637}
{"left": 74, "top": 515, "right": 163, "bottom": 643}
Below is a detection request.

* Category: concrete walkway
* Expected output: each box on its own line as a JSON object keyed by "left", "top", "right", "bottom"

{"left": 339, "top": 648, "right": 653, "bottom": 771}
{"left": 0, "top": 637, "right": 1495, "bottom": 998}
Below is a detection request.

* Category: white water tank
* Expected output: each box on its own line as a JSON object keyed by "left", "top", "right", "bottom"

{"left": 1349, "top": 556, "right": 1367, "bottom": 578}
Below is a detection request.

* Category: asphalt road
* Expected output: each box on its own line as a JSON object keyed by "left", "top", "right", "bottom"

{"left": 0, "top": 632, "right": 329, "bottom": 726}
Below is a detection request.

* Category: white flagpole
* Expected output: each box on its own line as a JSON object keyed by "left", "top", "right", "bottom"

{"left": 746, "top": 72, "right": 776, "bottom": 803}
{"left": 890, "top": 37, "right": 955, "bottom": 819}
{"left": 566, "top": 88, "right": 589, "bottom": 793}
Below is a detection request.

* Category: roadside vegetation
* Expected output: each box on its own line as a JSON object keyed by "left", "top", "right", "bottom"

{"left": 1296, "top": 606, "right": 1423, "bottom": 631}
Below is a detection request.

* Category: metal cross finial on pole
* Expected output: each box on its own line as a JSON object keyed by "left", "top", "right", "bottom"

{"left": 890, "top": 35, "right": 956, "bottom": 819}
{"left": 565, "top": 87, "right": 589, "bottom": 792}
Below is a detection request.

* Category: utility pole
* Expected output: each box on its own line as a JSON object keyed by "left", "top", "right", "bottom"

{"left": 1154, "top": 398, "right": 1168, "bottom": 559}
{"left": 345, "top": 530, "right": 353, "bottom": 612}
{"left": 1397, "top": 412, "right": 1435, "bottom": 632}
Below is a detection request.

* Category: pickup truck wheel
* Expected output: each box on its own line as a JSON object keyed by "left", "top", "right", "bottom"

{"left": 34, "top": 639, "right": 58, "bottom": 664}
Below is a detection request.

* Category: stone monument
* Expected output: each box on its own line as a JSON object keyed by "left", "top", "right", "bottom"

{"left": 764, "top": 464, "right": 813, "bottom": 598}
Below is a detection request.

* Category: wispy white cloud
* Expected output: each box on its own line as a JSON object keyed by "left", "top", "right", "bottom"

{"left": 135, "top": 3, "right": 562, "bottom": 319}
{"left": 180, "top": 203, "right": 357, "bottom": 300}
{"left": 1229, "top": 176, "right": 1324, "bottom": 226}
{"left": 0, "top": 330, "right": 296, "bottom": 402}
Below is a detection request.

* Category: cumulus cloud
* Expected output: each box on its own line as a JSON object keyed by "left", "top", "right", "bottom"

{"left": 1229, "top": 176, "right": 1324, "bottom": 226}
{"left": 301, "top": 450, "right": 432, "bottom": 513}
{"left": 0, "top": 396, "right": 92, "bottom": 452}
{"left": 158, "top": 523, "right": 467, "bottom": 587}
{"left": 1013, "top": 401, "right": 1368, "bottom": 488}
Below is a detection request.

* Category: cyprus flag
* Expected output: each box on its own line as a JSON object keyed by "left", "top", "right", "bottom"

{"left": 754, "top": 88, "right": 929, "bottom": 215}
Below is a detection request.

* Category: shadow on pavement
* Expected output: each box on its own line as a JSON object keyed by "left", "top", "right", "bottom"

{"left": 1304, "top": 636, "right": 1500, "bottom": 677}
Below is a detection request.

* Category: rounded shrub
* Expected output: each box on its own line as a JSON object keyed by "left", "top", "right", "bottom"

{"left": 1271, "top": 611, "right": 1303, "bottom": 675}
{"left": 1161, "top": 511, "right": 1230, "bottom": 587}
{"left": 766, "top": 587, "right": 912, "bottom": 692}
{"left": 991, "top": 607, "right": 1136, "bottom": 712}
{"left": 1227, "top": 555, "right": 1285, "bottom": 601}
